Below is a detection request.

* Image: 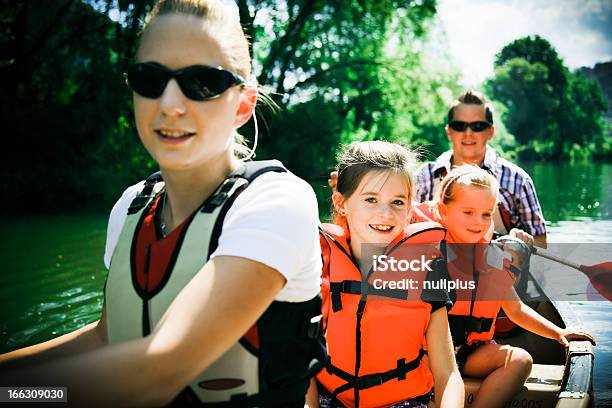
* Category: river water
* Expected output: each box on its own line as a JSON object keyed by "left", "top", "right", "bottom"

{"left": 1, "top": 162, "right": 610, "bottom": 405}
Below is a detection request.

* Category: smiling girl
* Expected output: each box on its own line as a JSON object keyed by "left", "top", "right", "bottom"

{"left": 315, "top": 141, "right": 463, "bottom": 408}
{"left": 410, "top": 165, "right": 594, "bottom": 408}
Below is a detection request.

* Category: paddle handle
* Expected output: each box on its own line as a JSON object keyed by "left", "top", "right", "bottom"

{"left": 532, "top": 247, "right": 582, "bottom": 271}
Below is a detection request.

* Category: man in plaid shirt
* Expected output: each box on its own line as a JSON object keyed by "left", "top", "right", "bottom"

{"left": 415, "top": 90, "right": 547, "bottom": 247}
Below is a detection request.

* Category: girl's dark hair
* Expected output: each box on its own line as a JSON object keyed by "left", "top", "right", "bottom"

{"left": 334, "top": 141, "right": 416, "bottom": 219}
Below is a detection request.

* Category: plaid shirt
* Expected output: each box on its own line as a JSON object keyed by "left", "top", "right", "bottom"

{"left": 415, "top": 146, "right": 547, "bottom": 235}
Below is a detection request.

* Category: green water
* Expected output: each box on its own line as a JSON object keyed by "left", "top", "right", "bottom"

{"left": 0, "top": 162, "right": 611, "bottom": 404}
{"left": 0, "top": 215, "right": 108, "bottom": 351}
{"left": 520, "top": 162, "right": 612, "bottom": 222}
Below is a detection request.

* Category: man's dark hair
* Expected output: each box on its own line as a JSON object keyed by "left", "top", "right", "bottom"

{"left": 447, "top": 90, "right": 494, "bottom": 124}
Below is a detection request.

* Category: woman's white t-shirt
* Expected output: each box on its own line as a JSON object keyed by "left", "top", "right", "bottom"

{"left": 103, "top": 170, "right": 322, "bottom": 302}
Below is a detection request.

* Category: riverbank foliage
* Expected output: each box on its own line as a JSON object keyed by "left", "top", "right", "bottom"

{"left": 2, "top": 0, "right": 463, "bottom": 214}
{"left": 1, "top": 3, "right": 609, "bottom": 215}
{"left": 485, "top": 36, "right": 610, "bottom": 162}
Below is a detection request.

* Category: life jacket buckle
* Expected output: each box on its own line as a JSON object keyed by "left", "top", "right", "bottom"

{"left": 128, "top": 195, "right": 154, "bottom": 214}
{"left": 340, "top": 280, "right": 362, "bottom": 294}
{"left": 201, "top": 178, "right": 238, "bottom": 212}
{"left": 357, "top": 374, "right": 384, "bottom": 389}
{"left": 306, "top": 315, "right": 322, "bottom": 339}
{"left": 209, "top": 179, "right": 236, "bottom": 206}
{"left": 469, "top": 317, "right": 493, "bottom": 333}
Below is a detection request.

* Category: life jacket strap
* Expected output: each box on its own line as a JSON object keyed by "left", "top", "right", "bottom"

{"left": 127, "top": 171, "right": 163, "bottom": 214}
{"left": 467, "top": 316, "right": 494, "bottom": 333}
{"left": 201, "top": 161, "right": 286, "bottom": 213}
{"left": 329, "top": 280, "right": 408, "bottom": 312}
{"left": 326, "top": 349, "right": 425, "bottom": 397}
{"left": 449, "top": 314, "right": 495, "bottom": 337}
{"left": 201, "top": 177, "right": 241, "bottom": 213}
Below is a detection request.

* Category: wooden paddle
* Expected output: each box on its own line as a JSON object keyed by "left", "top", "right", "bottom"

{"left": 532, "top": 247, "right": 612, "bottom": 301}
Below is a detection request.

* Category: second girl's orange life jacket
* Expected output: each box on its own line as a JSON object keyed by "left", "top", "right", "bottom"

{"left": 317, "top": 221, "right": 447, "bottom": 407}
{"left": 409, "top": 202, "right": 515, "bottom": 345}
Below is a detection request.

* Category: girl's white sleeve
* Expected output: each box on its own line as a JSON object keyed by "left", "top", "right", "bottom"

{"left": 210, "top": 172, "right": 322, "bottom": 302}
{"left": 103, "top": 182, "right": 143, "bottom": 269}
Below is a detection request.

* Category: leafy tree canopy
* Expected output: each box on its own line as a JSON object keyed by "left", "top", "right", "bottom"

{"left": 486, "top": 35, "right": 608, "bottom": 160}
{"left": 0, "top": 0, "right": 467, "bottom": 214}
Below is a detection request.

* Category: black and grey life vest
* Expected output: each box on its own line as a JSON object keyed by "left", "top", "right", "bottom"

{"left": 104, "top": 160, "right": 325, "bottom": 407}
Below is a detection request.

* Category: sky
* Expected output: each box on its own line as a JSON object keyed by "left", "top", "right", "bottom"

{"left": 433, "top": 0, "right": 612, "bottom": 86}
{"left": 105, "top": 0, "right": 611, "bottom": 88}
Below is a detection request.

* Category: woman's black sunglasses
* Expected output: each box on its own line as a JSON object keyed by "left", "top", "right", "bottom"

{"left": 448, "top": 120, "right": 492, "bottom": 132}
{"left": 126, "top": 62, "right": 245, "bottom": 101}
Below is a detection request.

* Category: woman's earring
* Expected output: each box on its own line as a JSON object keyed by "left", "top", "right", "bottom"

{"left": 340, "top": 209, "right": 347, "bottom": 216}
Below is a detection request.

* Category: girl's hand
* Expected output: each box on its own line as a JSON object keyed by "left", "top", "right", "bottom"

{"left": 328, "top": 171, "right": 338, "bottom": 192}
{"left": 509, "top": 228, "right": 534, "bottom": 246}
{"left": 555, "top": 328, "right": 596, "bottom": 347}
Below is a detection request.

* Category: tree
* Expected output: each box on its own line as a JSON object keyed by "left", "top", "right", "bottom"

{"left": 486, "top": 35, "right": 608, "bottom": 159}
{"left": 1, "top": 0, "right": 157, "bottom": 214}
{"left": 486, "top": 57, "right": 557, "bottom": 145}
{"left": 559, "top": 71, "right": 608, "bottom": 155}
{"left": 2, "top": 0, "right": 446, "bottom": 214}
{"left": 237, "top": 0, "right": 440, "bottom": 178}
{"left": 494, "top": 35, "right": 567, "bottom": 91}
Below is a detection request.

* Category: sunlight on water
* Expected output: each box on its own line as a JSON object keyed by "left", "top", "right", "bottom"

{"left": 548, "top": 219, "right": 612, "bottom": 243}
{"left": 546, "top": 220, "right": 612, "bottom": 406}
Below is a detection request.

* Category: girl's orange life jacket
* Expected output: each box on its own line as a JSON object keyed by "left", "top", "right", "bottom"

{"left": 409, "top": 202, "right": 515, "bottom": 345}
{"left": 317, "top": 221, "right": 447, "bottom": 408}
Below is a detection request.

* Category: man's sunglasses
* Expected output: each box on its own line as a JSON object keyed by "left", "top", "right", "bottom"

{"left": 126, "top": 62, "right": 245, "bottom": 101}
{"left": 448, "top": 120, "right": 492, "bottom": 132}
